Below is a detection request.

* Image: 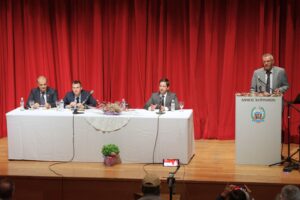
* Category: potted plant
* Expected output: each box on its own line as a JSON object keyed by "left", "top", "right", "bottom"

{"left": 101, "top": 144, "right": 121, "bottom": 166}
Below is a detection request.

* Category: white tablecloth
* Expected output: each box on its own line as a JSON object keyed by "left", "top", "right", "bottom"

{"left": 6, "top": 108, "right": 195, "bottom": 164}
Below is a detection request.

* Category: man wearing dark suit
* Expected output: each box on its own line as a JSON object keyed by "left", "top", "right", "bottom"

{"left": 144, "top": 78, "right": 179, "bottom": 111}
{"left": 251, "top": 53, "right": 289, "bottom": 94}
{"left": 26, "top": 76, "right": 58, "bottom": 109}
{"left": 63, "top": 80, "right": 97, "bottom": 109}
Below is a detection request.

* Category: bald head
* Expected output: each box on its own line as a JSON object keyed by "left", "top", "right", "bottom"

{"left": 36, "top": 76, "right": 48, "bottom": 92}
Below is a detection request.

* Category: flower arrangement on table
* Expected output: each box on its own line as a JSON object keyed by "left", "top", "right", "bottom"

{"left": 97, "top": 101, "right": 122, "bottom": 115}
{"left": 101, "top": 144, "right": 121, "bottom": 166}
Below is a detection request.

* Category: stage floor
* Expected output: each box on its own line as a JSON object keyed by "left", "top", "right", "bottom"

{"left": 1, "top": 137, "right": 300, "bottom": 185}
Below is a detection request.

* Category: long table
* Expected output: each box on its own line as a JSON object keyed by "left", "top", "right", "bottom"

{"left": 6, "top": 108, "right": 194, "bottom": 164}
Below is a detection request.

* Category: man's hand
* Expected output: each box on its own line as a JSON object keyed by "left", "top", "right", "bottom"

{"left": 149, "top": 104, "right": 157, "bottom": 111}
{"left": 69, "top": 102, "right": 77, "bottom": 108}
{"left": 160, "top": 106, "right": 166, "bottom": 112}
{"left": 263, "top": 91, "right": 271, "bottom": 96}
{"left": 274, "top": 88, "right": 282, "bottom": 95}
{"left": 33, "top": 103, "right": 40, "bottom": 109}
{"left": 45, "top": 103, "right": 51, "bottom": 109}
{"left": 76, "top": 103, "right": 84, "bottom": 110}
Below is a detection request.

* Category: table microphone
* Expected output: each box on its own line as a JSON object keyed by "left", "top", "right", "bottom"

{"left": 82, "top": 90, "right": 94, "bottom": 105}
{"left": 156, "top": 96, "right": 165, "bottom": 115}
{"left": 73, "top": 104, "right": 79, "bottom": 114}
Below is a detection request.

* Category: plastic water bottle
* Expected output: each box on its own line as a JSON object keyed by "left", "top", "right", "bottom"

{"left": 59, "top": 99, "right": 64, "bottom": 110}
{"left": 20, "top": 97, "right": 24, "bottom": 111}
{"left": 171, "top": 99, "right": 175, "bottom": 111}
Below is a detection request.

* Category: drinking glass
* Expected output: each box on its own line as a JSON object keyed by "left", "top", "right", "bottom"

{"left": 179, "top": 101, "right": 184, "bottom": 111}
{"left": 56, "top": 100, "right": 60, "bottom": 110}
{"left": 29, "top": 100, "right": 34, "bottom": 110}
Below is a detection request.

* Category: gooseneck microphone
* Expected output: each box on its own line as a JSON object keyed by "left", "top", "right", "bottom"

{"left": 82, "top": 90, "right": 94, "bottom": 105}
{"left": 257, "top": 76, "right": 273, "bottom": 93}
{"left": 73, "top": 90, "right": 94, "bottom": 114}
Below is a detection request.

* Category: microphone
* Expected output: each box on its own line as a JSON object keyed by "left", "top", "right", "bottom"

{"left": 82, "top": 90, "right": 94, "bottom": 105}
{"left": 156, "top": 95, "right": 165, "bottom": 115}
{"left": 257, "top": 76, "right": 273, "bottom": 93}
{"left": 73, "top": 90, "right": 93, "bottom": 114}
{"left": 160, "top": 95, "right": 164, "bottom": 107}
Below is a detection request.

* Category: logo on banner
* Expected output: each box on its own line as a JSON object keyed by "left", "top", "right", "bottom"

{"left": 251, "top": 106, "right": 266, "bottom": 123}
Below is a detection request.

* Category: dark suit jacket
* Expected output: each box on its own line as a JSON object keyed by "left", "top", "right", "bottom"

{"left": 144, "top": 92, "right": 179, "bottom": 110}
{"left": 63, "top": 90, "right": 97, "bottom": 107}
{"left": 26, "top": 87, "right": 58, "bottom": 108}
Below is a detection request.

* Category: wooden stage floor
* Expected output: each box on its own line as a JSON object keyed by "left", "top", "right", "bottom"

{"left": 1, "top": 137, "right": 300, "bottom": 199}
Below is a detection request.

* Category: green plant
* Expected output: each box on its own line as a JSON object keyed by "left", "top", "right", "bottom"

{"left": 101, "top": 144, "right": 120, "bottom": 156}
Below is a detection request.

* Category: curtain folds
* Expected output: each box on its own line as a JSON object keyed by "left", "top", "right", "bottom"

{"left": 1, "top": 0, "right": 300, "bottom": 140}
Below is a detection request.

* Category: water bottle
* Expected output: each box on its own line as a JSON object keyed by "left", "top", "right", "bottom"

{"left": 59, "top": 99, "right": 64, "bottom": 110}
{"left": 171, "top": 99, "right": 175, "bottom": 111}
{"left": 20, "top": 97, "right": 24, "bottom": 111}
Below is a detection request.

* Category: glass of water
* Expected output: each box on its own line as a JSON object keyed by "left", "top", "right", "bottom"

{"left": 29, "top": 100, "right": 34, "bottom": 110}
{"left": 179, "top": 101, "right": 184, "bottom": 111}
{"left": 56, "top": 100, "right": 60, "bottom": 110}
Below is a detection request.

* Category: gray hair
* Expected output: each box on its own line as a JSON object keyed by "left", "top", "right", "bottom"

{"left": 262, "top": 53, "right": 274, "bottom": 60}
{"left": 281, "top": 185, "right": 300, "bottom": 200}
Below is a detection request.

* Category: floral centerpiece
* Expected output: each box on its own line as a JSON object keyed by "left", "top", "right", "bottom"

{"left": 98, "top": 102, "right": 122, "bottom": 115}
{"left": 101, "top": 144, "right": 121, "bottom": 166}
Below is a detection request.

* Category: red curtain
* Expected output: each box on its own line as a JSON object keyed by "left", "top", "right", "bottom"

{"left": 1, "top": 0, "right": 300, "bottom": 140}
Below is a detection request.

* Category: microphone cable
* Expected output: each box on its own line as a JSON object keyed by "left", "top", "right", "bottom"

{"left": 48, "top": 112, "right": 76, "bottom": 176}
{"left": 143, "top": 112, "right": 163, "bottom": 174}
{"left": 152, "top": 113, "right": 163, "bottom": 164}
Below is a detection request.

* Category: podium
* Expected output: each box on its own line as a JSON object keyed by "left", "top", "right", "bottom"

{"left": 235, "top": 95, "right": 282, "bottom": 165}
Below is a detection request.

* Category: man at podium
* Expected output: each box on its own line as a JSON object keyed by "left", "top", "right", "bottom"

{"left": 250, "top": 53, "right": 289, "bottom": 95}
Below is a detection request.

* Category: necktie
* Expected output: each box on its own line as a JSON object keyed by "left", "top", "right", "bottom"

{"left": 40, "top": 93, "right": 45, "bottom": 105}
{"left": 161, "top": 95, "right": 165, "bottom": 106}
{"left": 76, "top": 97, "right": 80, "bottom": 103}
{"left": 266, "top": 71, "right": 271, "bottom": 93}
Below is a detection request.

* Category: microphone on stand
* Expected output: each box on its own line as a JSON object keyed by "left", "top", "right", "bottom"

{"left": 73, "top": 90, "right": 94, "bottom": 114}
{"left": 156, "top": 95, "right": 165, "bottom": 115}
{"left": 257, "top": 76, "right": 273, "bottom": 93}
{"left": 82, "top": 90, "right": 94, "bottom": 105}
{"left": 73, "top": 102, "right": 79, "bottom": 114}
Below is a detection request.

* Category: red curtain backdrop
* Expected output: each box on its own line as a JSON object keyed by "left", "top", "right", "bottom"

{"left": 1, "top": 0, "right": 300, "bottom": 139}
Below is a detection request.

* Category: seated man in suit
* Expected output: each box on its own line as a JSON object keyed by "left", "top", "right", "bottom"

{"left": 63, "top": 80, "right": 97, "bottom": 109}
{"left": 144, "top": 78, "right": 179, "bottom": 111}
{"left": 250, "top": 53, "right": 289, "bottom": 95}
{"left": 26, "top": 75, "right": 58, "bottom": 109}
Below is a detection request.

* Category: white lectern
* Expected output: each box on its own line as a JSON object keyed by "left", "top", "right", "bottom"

{"left": 235, "top": 95, "right": 282, "bottom": 165}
